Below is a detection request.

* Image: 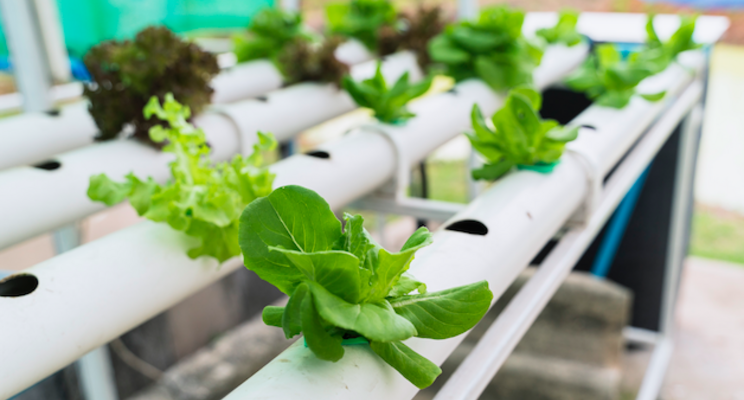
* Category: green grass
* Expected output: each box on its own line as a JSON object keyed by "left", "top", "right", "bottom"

{"left": 411, "top": 160, "right": 470, "bottom": 204}
{"left": 690, "top": 205, "right": 744, "bottom": 265}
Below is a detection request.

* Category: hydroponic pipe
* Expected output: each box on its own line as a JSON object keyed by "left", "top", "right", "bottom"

{"left": 0, "top": 44, "right": 587, "bottom": 399}
{"left": 0, "top": 40, "right": 376, "bottom": 172}
{"left": 0, "top": 51, "right": 422, "bottom": 250}
{"left": 0, "top": 59, "right": 282, "bottom": 172}
{"left": 219, "top": 53, "right": 704, "bottom": 400}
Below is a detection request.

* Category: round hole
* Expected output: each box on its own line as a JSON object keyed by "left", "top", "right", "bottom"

{"left": 445, "top": 219, "right": 488, "bottom": 236}
{"left": 32, "top": 160, "right": 61, "bottom": 170}
{"left": 580, "top": 124, "right": 597, "bottom": 132}
{"left": 305, "top": 150, "right": 330, "bottom": 159}
{"left": 45, "top": 109, "right": 61, "bottom": 117}
{"left": 256, "top": 95, "right": 269, "bottom": 103}
{"left": 0, "top": 274, "right": 39, "bottom": 297}
{"left": 447, "top": 88, "right": 458, "bottom": 96}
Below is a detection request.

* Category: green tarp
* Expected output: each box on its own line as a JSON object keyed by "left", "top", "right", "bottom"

{"left": 0, "top": 0, "right": 273, "bottom": 58}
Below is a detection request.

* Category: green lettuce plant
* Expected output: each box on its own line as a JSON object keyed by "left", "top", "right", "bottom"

{"left": 84, "top": 26, "right": 219, "bottom": 147}
{"left": 428, "top": 6, "right": 543, "bottom": 91}
{"left": 635, "top": 14, "right": 700, "bottom": 74}
{"left": 326, "top": 0, "right": 397, "bottom": 51}
{"left": 233, "top": 8, "right": 310, "bottom": 63}
{"left": 88, "top": 94, "right": 276, "bottom": 262}
{"left": 342, "top": 62, "right": 433, "bottom": 124}
{"left": 277, "top": 35, "right": 350, "bottom": 86}
{"left": 536, "top": 9, "right": 582, "bottom": 47}
{"left": 239, "top": 185, "right": 493, "bottom": 388}
{"left": 565, "top": 44, "right": 666, "bottom": 109}
{"left": 467, "top": 87, "right": 579, "bottom": 180}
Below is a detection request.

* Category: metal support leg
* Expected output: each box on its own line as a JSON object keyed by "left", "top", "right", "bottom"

{"left": 0, "top": 0, "right": 53, "bottom": 112}
{"left": 52, "top": 223, "right": 119, "bottom": 400}
{"left": 635, "top": 104, "right": 703, "bottom": 400}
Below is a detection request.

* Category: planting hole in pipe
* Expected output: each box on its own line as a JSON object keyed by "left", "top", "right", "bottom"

{"left": 445, "top": 219, "right": 488, "bottom": 236}
{"left": 305, "top": 150, "right": 330, "bottom": 159}
{"left": 447, "top": 88, "right": 458, "bottom": 96}
{"left": 0, "top": 274, "right": 39, "bottom": 297}
{"left": 32, "top": 160, "right": 61, "bottom": 170}
{"left": 540, "top": 88, "right": 593, "bottom": 125}
{"left": 256, "top": 95, "right": 269, "bottom": 103}
{"left": 580, "top": 124, "right": 597, "bottom": 132}
{"left": 45, "top": 109, "right": 61, "bottom": 117}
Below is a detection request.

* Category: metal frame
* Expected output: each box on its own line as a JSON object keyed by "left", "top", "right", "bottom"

{"left": 0, "top": 0, "right": 53, "bottom": 112}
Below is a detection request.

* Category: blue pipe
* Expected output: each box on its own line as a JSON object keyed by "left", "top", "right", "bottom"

{"left": 591, "top": 164, "right": 652, "bottom": 278}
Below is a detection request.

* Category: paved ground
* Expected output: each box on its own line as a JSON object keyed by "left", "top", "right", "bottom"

{"left": 621, "top": 257, "right": 744, "bottom": 399}
{"left": 661, "top": 257, "right": 744, "bottom": 399}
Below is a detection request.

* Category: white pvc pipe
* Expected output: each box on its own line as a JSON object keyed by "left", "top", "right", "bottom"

{"left": 0, "top": 52, "right": 421, "bottom": 250}
{"left": 0, "top": 45, "right": 586, "bottom": 399}
{"left": 0, "top": 59, "right": 283, "bottom": 171}
{"left": 209, "top": 60, "right": 284, "bottom": 104}
{"left": 0, "top": 43, "right": 375, "bottom": 172}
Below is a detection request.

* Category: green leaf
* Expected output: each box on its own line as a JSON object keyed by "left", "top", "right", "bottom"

{"left": 390, "top": 281, "right": 493, "bottom": 339}
{"left": 339, "top": 213, "right": 374, "bottom": 262}
{"left": 545, "top": 125, "right": 579, "bottom": 142}
{"left": 239, "top": 185, "right": 343, "bottom": 294}
{"left": 388, "top": 273, "right": 427, "bottom": 297}
{"left": 640, "top": 91, "right": 666, "bottom": 102}
{"left": 262, "top": 306, "right": 284, "bottom": 327}
{"left": 303, "top": 288, "right": 344, "bottom": 362}
{"left": 471, "top": 160, "right": 514, "bottom": 181}
{"left": 308, "top": 281, "right": 417, "bottom": 342}
{"left": 342, "top": 61, "right": 433, "bottom": 124}
{"left": 369, "top": 341, "right": 442, "bottom": 389}
{"left": 283, "top": 283, "right": 309, "bottom": 338}
{"left": 536, "top": 9, "right": 582, "bottom": 46}
{"left": 87, "top": 174, "right": 133, "bottom": 206}
{"left": 326, "top": 0, "right": 397, "bottom": 51}
{"left": 233, "top": 8, "right": 308, "bottom": 63}
{"left": 368, "top": 227, "right": 433, "bottom": 301}
{"left": 273, "top": 248, "right": 364, "bottom": 304}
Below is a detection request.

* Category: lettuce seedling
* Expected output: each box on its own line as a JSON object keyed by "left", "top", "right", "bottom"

{"left": 84, "top": 26, "right": 219, "bottom": 147}
{"left": 326, "top": 0, "right": 397, "bottom": 51}
{"left": 342, "top": 62, "right": 433, "bottom": 124}
{"left": 277, "top": 35, "right": 350, "bottom": 86}
{"left": 233, "top": 8, "right": 311, "bottom": 64}
{"left": 428, "top": 6, "right": 543, "bottom": 92}
{"left": 239, "top": 185, "right": 493, "bottom": 388}
{"left": 536, "top": 9, "right": 582, "bottom": 47}
{"left": 634, "top": 14, "right": 700, "bottom": 74}
{"left": 467, "top": 87, "right": 579, "bottom": 180}
{"left": 565, "top": 44, "right": 666, "bottom": 109}
{"left": 88, "top": 94, "right": 276, "bottom": 262}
